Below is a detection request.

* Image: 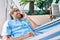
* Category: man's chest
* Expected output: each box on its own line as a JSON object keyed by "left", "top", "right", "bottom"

{"left": 10, "top": 21, "right": 29, "bottom": 30}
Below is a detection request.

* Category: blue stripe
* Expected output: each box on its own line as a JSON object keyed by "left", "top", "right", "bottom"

{"left": 11, "top": 24, "right": 23, "bottom": 29}
{"left": 12, "top": 26, "right": 28, "bottom": 32}
{"left": 12, "top": 31, "right": 22, "bottom": 35}
{"left": 35, "top": 22, "right": 60, "bottom": 31}
{"left": 34, "top": 22, "right": 60, "bottom": 36}
{"left": 11, "top": 32, "right": 23, "bottom": 38}
{"left": 40, "top": 31, "right": 60, "bottom": 40}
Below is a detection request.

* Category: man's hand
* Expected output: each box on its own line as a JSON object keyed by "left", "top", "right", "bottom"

{"left": 21, "top": 32, "right": 33, "bottom": 39}
{"left": 23, "top": 14, "right": 29, "bottom": 20}
{"left": 2, "top": 35, "right": 23, "bottom": 40}
{"left": 25, "top": 32, "right": 33, "bottom": 37}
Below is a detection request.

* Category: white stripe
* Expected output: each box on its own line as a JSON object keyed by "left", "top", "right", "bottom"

{"left": 49, "top": 36, "right": 60, "bottom": 40}
{"left": 12, "top": 28, "right": 29, "bottom": 34}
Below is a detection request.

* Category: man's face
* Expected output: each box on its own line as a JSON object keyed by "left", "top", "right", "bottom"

{"left": 12, "top": 10, "right": 21, "bottom": 19}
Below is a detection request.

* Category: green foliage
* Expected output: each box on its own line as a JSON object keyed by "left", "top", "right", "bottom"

{"left": 19, "top": 0, "right": 53, "bottom": 15}
{"left": 55, "top": 0, "right": 59, "bottom": 4}
{"left": 19, "top": 0, "right": 53, "bottom": 9}
{"left": 34, "top": 10, "right": 45, "bottom": 15}
{"left": 35, "top": 0, "right": 44, "bottom": 3}
{"left": 19, "top": 0, "right": 35, "bottom": 5}
{"left": 25, "top": 10, "right": 50, "bottom": 15}
{"left": 19, "top": 0, "right": 28, "bottom": 5}
{"left": 35, "top": 1, "right": 44, "bottom": 9}
{"left": 48, "top": 0, "right": 53, "bottom": 6}
{"left": 35, "top": 0, "right": 53, "bottom": 10}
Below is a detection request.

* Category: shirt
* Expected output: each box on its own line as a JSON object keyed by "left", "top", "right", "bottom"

{"left": 1, "top": 19, "right": 33, "bottom": 38}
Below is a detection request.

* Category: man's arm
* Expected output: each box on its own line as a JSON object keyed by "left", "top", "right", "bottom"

{"left": 24, "top": 14, "right": 38, "bottom": 28}
{"left": 2, "top": 36, "right": 22, "bottom": 40}
{"left": 27, "top": 17, "right": 37, "bottom": 28}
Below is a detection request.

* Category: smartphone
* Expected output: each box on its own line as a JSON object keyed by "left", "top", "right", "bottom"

{"left": 20, "top": 14, "right": 23, "bottom": 18}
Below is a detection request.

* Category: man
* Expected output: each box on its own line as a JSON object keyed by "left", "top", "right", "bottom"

{"left": 1, "top": 8, "right": 37, "bottom": 40}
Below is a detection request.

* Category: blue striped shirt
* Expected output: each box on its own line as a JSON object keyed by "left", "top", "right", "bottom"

{"left": 1, "top": 19, "right": 33, "bottom": 38}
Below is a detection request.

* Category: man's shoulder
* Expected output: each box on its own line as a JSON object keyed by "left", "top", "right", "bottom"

{"left": 4, "top": 20, "right": 13, "bottom": 24}
{"left": 5, "top": 20, "right": 12, "bottom": 22}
